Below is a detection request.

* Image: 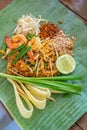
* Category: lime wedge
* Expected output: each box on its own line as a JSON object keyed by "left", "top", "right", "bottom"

{"left": 56, "top": 54, "right": 76, "bottom": 74}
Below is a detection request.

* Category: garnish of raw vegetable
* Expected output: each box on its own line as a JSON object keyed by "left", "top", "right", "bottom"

{"left": 13, "top": 14, "right": 47, "bottom": 35}
{"left": 0, "top": 73, "right": 82, "bottom": 94}
{"left": 56, "top": 54, "right": 76, "bottom": 74}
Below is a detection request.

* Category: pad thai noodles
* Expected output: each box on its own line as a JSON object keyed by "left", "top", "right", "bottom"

{"left": 2, "top": 15, "right": 75, "bottom": 77}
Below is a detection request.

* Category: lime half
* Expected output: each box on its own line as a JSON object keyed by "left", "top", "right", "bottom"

{"left": 56, "top": 54, "right": 76, "bottom": 74}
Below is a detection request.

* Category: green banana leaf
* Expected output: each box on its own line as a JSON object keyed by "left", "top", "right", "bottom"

{"left": 0, "top": 0, "right": 87, "bottom": 130}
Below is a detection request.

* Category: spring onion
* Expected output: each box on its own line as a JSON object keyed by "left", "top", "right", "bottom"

{"left": 0, "top": 73, "right": 82, "bottom": 94}
{"left": 27, "top": 33, "right": 35, "bottom": 40}
{"left": 13, "top": 46, "right": 31, "bottom": 64}
{"left": 8, "top": 44, "right": 25, "bottom": 56}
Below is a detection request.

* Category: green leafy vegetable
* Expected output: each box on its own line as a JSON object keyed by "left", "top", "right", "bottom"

{"left": 24, "top": 54, "right": 29, "bottom": 60}
{"left": 13, "top": 46, "right": 31, "bottom": 64}
{"left": 27, "top": 33, "right": 35, "bottom": 40}
{"left": 8, "top": 44, "right": 25, "bottom": 56}
{"left": 0, "top": 73, "right": 82, "bottom": 94}
{"left": 27, "top": 79, "right": 81, "bottom": 94}
{"left": 31, "top": 75, "right": 82, "bottom": 81}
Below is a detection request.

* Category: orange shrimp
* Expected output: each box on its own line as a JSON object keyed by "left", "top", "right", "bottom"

{"left": 27, "top": 51, "right": 34, "bottom": 61}
{"left": 5, "top": 34, "right": 27, "bottom": 49}
{"left": 27, "top": 37, "right": 41, "bottom": 51}
{"left": 27, "top": 37, "right": 41, "bottom": 61}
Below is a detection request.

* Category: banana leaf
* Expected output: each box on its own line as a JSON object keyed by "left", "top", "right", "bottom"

{"left": 0, "top": 0, "right": 87, "bottom": 130}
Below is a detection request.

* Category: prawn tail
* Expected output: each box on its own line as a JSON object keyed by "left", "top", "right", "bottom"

{"left": 5, "top": 36, "right": 12, "bottom": 48}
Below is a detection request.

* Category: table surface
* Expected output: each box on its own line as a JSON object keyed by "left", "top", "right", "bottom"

{"left": 0, "top": 0, "right": 87, "bottom": 130}
{"left": 60, "top": 0, "right": 87, "bottom": 22}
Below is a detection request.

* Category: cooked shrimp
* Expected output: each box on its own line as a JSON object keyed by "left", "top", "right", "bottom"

{"left": 27, "top": 37, "right": 41, "bottom": 51}
{"left": 27, "top": 51, "right": 34, "bottom": 61}
{"left": 27, "top": 37, "right": 41, "bottom": 61}
{"left": 5, "top": 34, "right": 27, "bottom": 49}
